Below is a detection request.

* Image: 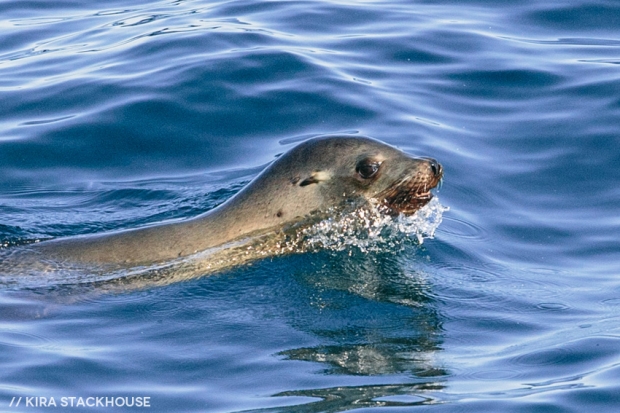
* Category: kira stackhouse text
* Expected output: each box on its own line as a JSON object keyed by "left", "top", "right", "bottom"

{"left": 9, "top": 396, "right": 151, "bottom": 408}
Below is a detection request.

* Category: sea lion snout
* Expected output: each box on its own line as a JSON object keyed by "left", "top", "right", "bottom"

{"left": 372, "top": 153, "right": 443, "bottom": 216}
{"left": 420, "top": 157, "right": 443, "bottom": 179}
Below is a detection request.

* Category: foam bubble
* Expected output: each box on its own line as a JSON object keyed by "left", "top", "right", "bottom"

{"left": 301, "top": 197, "right": 448, "bottom": 253}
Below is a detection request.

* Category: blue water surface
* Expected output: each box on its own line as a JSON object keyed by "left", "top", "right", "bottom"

{"left": 1, "top": 0, "right": 620, "bottom": 411}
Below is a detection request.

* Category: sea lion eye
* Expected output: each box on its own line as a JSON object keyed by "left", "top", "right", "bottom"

{"left": 356, "top": 159, "right": 381, "bottom": 179}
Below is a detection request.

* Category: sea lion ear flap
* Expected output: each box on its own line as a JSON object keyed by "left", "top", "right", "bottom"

{"left": 299, "top": 171, "right": 330, "bottom": 187}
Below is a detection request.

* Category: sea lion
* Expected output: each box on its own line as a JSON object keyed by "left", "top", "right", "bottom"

{"left": 1, "top": 136, "right": 442, "bottom": 287}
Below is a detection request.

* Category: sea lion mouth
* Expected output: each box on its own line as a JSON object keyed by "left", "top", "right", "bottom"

{"left": 375, "top": 162, "right": 443, "bottom": 216}
{"left": 377, "top": 186, "right": 436, "bottom": 216}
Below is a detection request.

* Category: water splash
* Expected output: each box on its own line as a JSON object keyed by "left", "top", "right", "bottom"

{"left": 0, "top": 198, "right": 448, "bottom": 291}
{"left": 301, "top": 197, "right": 449, "bottom": 253}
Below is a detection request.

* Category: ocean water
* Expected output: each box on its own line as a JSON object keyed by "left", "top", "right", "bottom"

{"left": 1, "top": 0, "right": 620, "bottom": 411}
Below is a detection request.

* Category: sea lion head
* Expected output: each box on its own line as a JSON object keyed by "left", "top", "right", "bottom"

{"left": 253, "top": 136, "right": 443, "bottom": 219}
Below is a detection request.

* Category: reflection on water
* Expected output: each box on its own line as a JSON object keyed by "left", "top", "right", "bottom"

{"left": 283, "top": 340, "right": 444, "bottom": 377}
{"left": 256, "top": 382, "right": 444, "bottom": 413}
{"left": 264, "top": 252, "right": 447, "bottom": 412}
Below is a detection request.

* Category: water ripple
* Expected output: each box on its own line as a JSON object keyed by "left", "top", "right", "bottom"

{"left": 2, "top": 0, "right": 620, "bottom": 411}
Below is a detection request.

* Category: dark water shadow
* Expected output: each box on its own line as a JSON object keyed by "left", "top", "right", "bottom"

{"left": 236, "top": 250, "right": 448, "bottom": 413}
